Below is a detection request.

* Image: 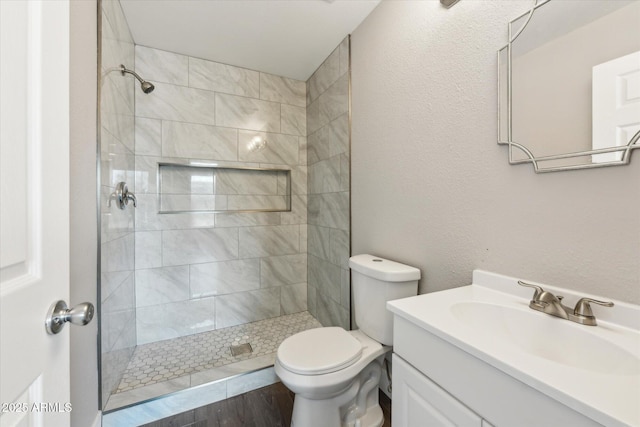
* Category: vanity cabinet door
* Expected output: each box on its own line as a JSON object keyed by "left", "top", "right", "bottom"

{"left": 392, "top": 354, "right": 483, "bottom": 427}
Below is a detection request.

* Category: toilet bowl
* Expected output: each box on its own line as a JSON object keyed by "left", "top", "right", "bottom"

{"left": 275, "top": 329, "right": 388, "bottom": 427}
{"left": 275, "top": 255, "right": 420, "bottom": 427}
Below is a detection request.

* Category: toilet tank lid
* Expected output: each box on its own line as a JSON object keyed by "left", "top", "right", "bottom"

{"left": 349, "top": 254, "right": 421, "bottom": 282}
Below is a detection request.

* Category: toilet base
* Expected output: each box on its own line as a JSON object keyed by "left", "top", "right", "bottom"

{"left": 291, "top": 399, "right": 383, "bottom": 427}
{"left": 289, "top": 359, "right": 384, "bottom": 427}
{"left": 354, "top": 405, "right": 384, "bottom": 427}
{"left": 291, "top": 395, "right": 340, "bottom": 427}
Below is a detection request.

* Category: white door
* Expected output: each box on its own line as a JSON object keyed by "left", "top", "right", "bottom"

{"left": 592, "top": 50, "right": 640, "bottom": 163}
{"left": 1, "top": 1, "right": 71, "bottom": 426}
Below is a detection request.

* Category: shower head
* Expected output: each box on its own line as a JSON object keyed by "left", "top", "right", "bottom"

{"left": 120, "top": 64, "right": 155, "bottom": 94}
{"left": 140, "top": 80, "right": 155, "bottom": 94}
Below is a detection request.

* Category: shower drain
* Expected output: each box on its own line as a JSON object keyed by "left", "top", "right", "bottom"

{"left": 230, "top": 343, "right": 253, "bottom": 357}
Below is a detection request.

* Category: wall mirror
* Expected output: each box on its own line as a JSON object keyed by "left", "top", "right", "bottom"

{"left": 498, "top": 0, "right": 640, "bottom": 173}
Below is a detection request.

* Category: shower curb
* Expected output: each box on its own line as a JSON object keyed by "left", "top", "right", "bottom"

{"left": 102, "top": 366, "right": 278, "bottom": 427}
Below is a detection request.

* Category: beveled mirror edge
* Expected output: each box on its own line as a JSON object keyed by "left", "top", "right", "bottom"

{"left": 497, "top": 0, "right": 640, "bottom": 173}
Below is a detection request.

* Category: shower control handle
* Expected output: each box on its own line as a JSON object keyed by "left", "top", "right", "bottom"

{"left": 112, "top": 181, "right": 137, "bottom": 210}
{"left": 45, "top": 300, "right": 95, "bottom": 335}
{"left": 125, "top": 191, "right": 137, "bottom": 208}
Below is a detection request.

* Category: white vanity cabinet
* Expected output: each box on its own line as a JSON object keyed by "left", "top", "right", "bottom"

{"left": 390, "top": 315, "right": 604, "bottom": 427}
{"left": 392, "top": 354, "right": 483, "bottom": 427}
{"left": 387, "top": 271, "right": 640, "bottom": 427}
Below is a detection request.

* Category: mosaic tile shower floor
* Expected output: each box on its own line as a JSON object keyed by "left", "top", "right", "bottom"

{"left": 107, "top": 311, "right": 321, "bottom": 410}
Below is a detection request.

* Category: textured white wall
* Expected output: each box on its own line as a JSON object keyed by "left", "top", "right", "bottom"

{"left": 70, "top": 0, "right": 99, "bottom": 425}
{"left": 351, "top": 1, "right": 639, "bottom": 304}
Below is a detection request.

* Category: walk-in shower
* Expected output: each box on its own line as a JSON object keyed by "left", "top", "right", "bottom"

{"left": 98, "top": 0, "right": 352, "bottom": 419}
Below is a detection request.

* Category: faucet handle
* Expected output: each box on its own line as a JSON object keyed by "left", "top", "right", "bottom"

{"left": 574, "top": 298, "right": 614, "bottom": 318}
{"left": 517, "top": 281, "right": 544, "bottom": 300}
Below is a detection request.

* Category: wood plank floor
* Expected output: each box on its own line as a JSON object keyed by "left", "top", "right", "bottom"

{"left": 141, "top": 382, "right": 392, "bottom": 427}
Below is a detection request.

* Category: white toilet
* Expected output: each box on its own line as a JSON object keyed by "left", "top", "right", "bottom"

{"left": 275, "top": 254, "right": 420, "bottom": 427}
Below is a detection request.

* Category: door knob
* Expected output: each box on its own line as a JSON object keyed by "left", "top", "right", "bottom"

{"left": 45, "top": 300, "right": 95, "bottom": 335}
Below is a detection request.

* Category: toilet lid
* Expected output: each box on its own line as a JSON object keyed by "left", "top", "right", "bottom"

{"left": 277, "top": 327, "right": 363, "bottom": 375}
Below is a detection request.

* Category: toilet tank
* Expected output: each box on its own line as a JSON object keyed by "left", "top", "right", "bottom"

{"left": 349, "top": 254, "right": 420, "bottom": 346}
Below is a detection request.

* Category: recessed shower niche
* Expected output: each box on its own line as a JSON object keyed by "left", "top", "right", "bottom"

{"left": 157, "top": 163, "right": 291, "bottom": 214}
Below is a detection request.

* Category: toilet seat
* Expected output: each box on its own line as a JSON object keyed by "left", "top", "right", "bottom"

{"left": 277, "top": 327, "right": 363, "bottom": 375}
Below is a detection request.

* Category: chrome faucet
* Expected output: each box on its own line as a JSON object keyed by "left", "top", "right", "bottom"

{"left": 517, "top": 281, "right": 613, "bottom": 326}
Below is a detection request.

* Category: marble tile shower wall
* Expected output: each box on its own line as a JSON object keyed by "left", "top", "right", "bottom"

{"left": 100, "top": 0, "right": 137, "bottom": 407}
{"left": 306, "top": 37, "right": 351, "bottom": 329}
{"left": 133, "top": 46, "right": 308, "bottom": 345}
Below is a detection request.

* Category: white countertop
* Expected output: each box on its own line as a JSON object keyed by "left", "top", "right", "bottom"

{"left": 387, "top": 270, "right": 640, "bottom": 427}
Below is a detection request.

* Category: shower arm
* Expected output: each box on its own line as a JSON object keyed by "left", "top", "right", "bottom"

{"left": 120, "top": 64, "right": 145, "bottom": 84}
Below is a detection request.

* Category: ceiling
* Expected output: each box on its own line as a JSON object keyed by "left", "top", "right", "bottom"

{"left": 119, "top": 0, "right": 380, "bottom": 81}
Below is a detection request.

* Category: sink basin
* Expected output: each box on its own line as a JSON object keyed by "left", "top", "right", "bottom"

{"left": 450, "top": 301, "right": 640, "bottom": 376}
